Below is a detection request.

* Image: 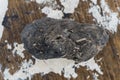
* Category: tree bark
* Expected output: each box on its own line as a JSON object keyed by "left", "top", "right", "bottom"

{"left": 0, "top": 0, "right": 120, "bottom": 80}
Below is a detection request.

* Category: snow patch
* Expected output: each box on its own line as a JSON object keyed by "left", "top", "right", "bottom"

{"left": 3, "top": 57, "right": 102, "bottom": 80}
{"left": 12, "top": 42, "right": 25, "bottom": 58}
{"left": 60, "top": 0, "right": 79, "bottom": 13}
{"left": 42, "top": 7, "right": 63, "bottom": 19}
{"left": 7, "top": 43, "right": 12, "bottom": 50}
{"left": 88, "top": 0, "right": 119, "bottom": 33}
{"left": 36, "top": 0, "right": 60, "bottom": 10}
{"left": 76, "top": 58, "right": 103, "bottom": 74}
{"left": 36, "top": 0, "right": 63, "bottom": 19}
{"left": 3, "top": 0, "right": 103, "bottom": 79}
{"left": 36, "top": 0, "right": 79, "bottom": 19}
{"left": 3, "top": 58, "right": 75, "bottom": 80}
{"left": 0, "top": 0, "right": 8, "bottom": 40}
{"left": 93, "top": 73, "right": 99, "bottom": 80}
{"left": 36, "top": 0, "right": 54, "bottom": 4}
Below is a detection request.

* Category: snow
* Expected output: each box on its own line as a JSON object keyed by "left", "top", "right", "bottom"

{"left": 4, "top": 58, "right": 99, "bottom": 80}
{"left": 76, "top": 58, "right": 103, "bottom": 74}
{"left": 88, "top": 0, "right": 119, "bottom": 33}
{"left": 42, "top": 7, "right": 63, "bottom": 19}
{"left": 36, "top": 0, "right": 79, "bottom": 19}
{"left": 0, "top": 0, "right": 8, "bottom": 40}
{"left": 93, "top": 73, "right": 99, "bottom": 80}
{"left": 2, "top": 0, "right": 119, "bottom": 80}
{"left": 60, "top": 0, "right": 79, "bottom": 13}
{"left": 3, "top": 56, "right": 103, "bottom": 80}
{"left": 7, "top": 43, "right": 12, "bottom": 50}
{"left": 36, "top": 0, "right": 63, "bottom": 19}
{"left": 4, "top": 42, "right": 103, "bottom": 79}
{"left": 36, "top": 0, "right": 54, "bottom": 4}
{"left": 12, "top": 43, "right": 25, "bottom": 58}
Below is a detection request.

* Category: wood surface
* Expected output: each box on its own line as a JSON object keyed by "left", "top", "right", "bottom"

{"left": 0, "top": 0, "right": 120, "bottom": 80}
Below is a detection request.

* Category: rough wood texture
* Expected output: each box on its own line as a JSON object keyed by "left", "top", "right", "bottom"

{"left": 0, "top": 0, "right": 120, "bottom": 80}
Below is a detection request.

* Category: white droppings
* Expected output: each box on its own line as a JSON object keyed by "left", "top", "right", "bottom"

{"left": 88, "top": 0, "right": 119, "bottom": 33}
{"left": 12, "top": 42, "right": 25, "bottom": 58}
{"left": 0, "top": 0, "right": 8, "bottom": 40}
{"left": 42, "top": 7, "right": 63, "bottom": 19}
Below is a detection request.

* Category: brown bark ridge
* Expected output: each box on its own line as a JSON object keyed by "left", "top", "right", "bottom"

{"left": 0, "top": 0, "right": 120, "bottom": 80}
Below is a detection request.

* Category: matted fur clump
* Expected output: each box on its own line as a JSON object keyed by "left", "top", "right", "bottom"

{"left": 21, "top": 17, "right": 109, "bottom": 62}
